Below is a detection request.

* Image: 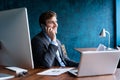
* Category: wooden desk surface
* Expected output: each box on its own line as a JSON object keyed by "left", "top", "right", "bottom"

{"left": 1, "top": 66, "right": 120, "bottom": 80}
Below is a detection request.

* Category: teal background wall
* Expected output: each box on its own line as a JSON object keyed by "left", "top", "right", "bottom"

{"left": 116, "top": 0, "right": 120, "bottom": 46}
{"left": 0, "top": 0, "right": 116, "bottom": 62}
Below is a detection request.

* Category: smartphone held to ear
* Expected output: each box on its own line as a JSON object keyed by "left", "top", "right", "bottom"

{"left": 41, "top": 24, "right": 47, "bottom": 32}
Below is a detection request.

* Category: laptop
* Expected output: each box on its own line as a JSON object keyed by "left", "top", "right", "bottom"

{"left": 69, "top": 50, "right": 120, "bottom": 77}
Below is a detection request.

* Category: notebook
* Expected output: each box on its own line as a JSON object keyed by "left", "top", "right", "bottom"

{"left": 69, "top": 50, "right": 120, "bottom": 77}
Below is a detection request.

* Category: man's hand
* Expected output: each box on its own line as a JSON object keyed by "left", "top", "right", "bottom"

{"left": 46, "top": 27, "right": 56, "bottom": 41}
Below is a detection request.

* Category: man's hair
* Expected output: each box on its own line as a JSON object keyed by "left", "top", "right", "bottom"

{"left": 39, "top": 11, "right": 57, "bottom": 26}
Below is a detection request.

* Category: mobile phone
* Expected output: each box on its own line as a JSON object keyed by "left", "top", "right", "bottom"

{"left": 41, "top": 24, "right": 47, "bottom": 32}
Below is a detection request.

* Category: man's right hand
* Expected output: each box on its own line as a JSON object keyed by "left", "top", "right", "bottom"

{"left": 46, "top": 27, "right": 56, "bottom": 41}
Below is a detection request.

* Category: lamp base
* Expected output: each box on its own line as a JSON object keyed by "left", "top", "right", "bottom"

{"left": 106, "top": 47, "right": 116, "bottom": 51}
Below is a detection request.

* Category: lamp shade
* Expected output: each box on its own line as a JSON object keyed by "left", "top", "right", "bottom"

{"left": 99, "top": 28, "right": 106, "bottom": 37}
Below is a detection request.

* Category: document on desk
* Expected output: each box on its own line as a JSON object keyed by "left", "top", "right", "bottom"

{"left": 96, "top": 43, "right": 106, "bottom": 51}
{"left": 37, "top": 68, "right": 74, "bottom": 76}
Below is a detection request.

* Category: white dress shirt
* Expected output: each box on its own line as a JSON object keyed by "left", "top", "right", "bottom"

{"left": 44, "top": 33, "right": 65, "bottom": 67}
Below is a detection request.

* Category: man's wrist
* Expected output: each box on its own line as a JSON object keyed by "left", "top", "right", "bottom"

{"left": 51, "top": 41, "right": 58, "bottom": 46}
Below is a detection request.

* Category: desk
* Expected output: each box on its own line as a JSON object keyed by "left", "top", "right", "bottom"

{"left": 0, "top": 66, "right": 120, "bottom": 80}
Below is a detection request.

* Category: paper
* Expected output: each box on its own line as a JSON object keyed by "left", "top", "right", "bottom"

{"left": 96, "top": 44, "right": 106, "bottom": 51}
{"left": 37, "top": 68, "right": 73, "bottom": 76}
{"left": 117, "top": 46, "right": 120, "bottom": 50}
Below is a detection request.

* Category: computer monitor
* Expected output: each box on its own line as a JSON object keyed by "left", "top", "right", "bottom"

{"left": 0, "top": 8, "right": 34, "bottom": 69}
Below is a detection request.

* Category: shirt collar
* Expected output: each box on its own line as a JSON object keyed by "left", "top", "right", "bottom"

{"left": 43, "top": 32, "right": 51, "bottom": 42}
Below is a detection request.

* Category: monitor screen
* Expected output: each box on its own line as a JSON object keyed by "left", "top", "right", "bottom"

{"left": 0, "top": 8, "right": 34, "bottom": 69}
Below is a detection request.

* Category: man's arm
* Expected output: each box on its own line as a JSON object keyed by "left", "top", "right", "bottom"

{"left": 64, "top": 56, "right": 79, "bottom": 67}
{"left": 32, "top": 37, "right": 58, "bottom": 68}
{"left": 57, "top": 41, "right": 79, "bottom": 67}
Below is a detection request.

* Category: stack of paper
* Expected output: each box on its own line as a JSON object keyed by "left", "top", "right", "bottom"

{"left": 37, "top": 68, "right": 73, "bottom": 76}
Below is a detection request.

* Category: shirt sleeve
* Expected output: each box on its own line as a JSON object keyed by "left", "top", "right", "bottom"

{"left": 51, "top": 41, "right": 58, "bottom": 46}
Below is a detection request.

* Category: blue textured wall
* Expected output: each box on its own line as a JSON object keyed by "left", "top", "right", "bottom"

{"left": 0, "top": 0, "right": 115, "bottom": 62}
{"left": 116, "top": 0, "right": 120, "bottom": 45}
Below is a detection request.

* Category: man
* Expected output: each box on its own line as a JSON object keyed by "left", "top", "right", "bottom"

{"left": 31, "top": 11, "right": 78, "bottom": 68}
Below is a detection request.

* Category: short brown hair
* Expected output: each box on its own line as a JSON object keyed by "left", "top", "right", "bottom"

{"left": 39, "top": 11, "right": 57, "bottom": 26}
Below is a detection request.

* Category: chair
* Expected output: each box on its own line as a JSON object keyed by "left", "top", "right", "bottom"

{"left": 61, "top": 44, "right": 67, "bottom": 56}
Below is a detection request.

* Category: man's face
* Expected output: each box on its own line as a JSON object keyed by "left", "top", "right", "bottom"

{"left": 45, "top": 16, "right": 58, "bottom": 33}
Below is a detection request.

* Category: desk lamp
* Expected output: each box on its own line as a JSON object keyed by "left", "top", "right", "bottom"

{"left": 99, "top": 28, "right": 111, "bottom": 50}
